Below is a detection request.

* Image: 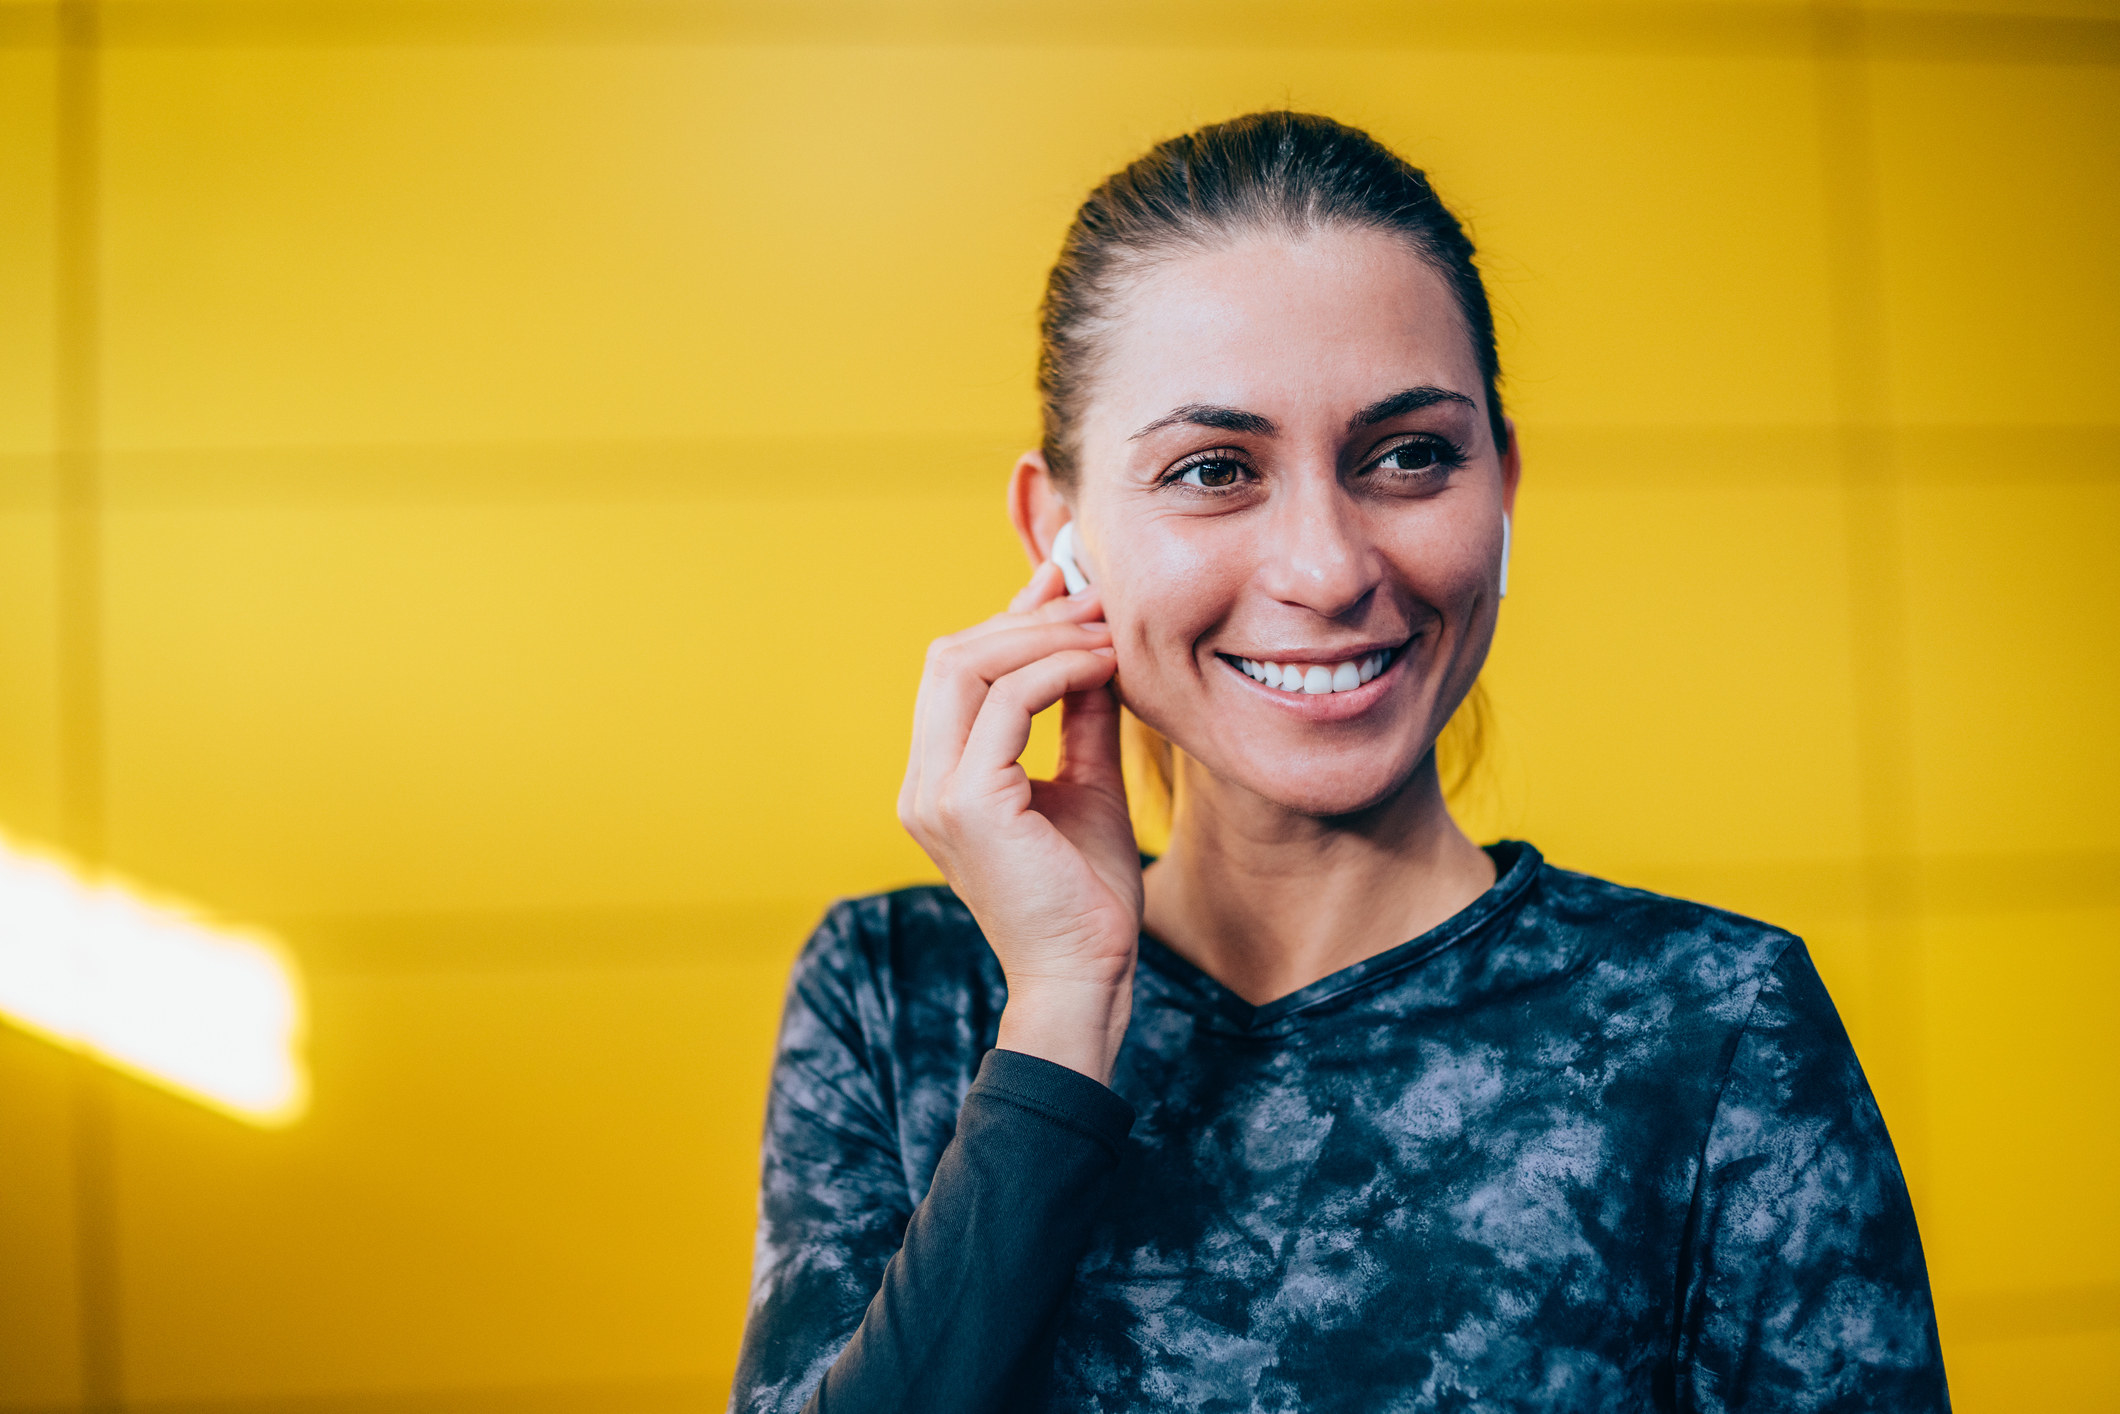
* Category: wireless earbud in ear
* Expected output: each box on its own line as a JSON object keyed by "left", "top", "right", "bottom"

{"left": 1051, "top": 521, "right": 1092, "bottom": 595}
{"left": 1499, "top": 513, "right": 1512, "bottom": 599}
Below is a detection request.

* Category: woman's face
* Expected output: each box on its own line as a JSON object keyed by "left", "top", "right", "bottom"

{"left": 1068, "top": 226, "right": 1517, "bottom": 819}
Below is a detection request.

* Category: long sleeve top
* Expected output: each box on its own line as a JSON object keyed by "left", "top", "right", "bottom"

{"left": 730, "top": 842, "right": 1949, "bottom": 1412}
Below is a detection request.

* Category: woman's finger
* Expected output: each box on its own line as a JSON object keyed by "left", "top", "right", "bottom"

{"left": 1006, "top": 558, "right": 1067, "bottom": 615}
{"left": 1054, "top": 681, "right": 1125, "bottom": 796}
{"left": 947, "top": 595, "right": 1102, "bottom": 657}
{"left": 911, "top": 622, "right": 1111, "bottom": 780}
{"left": 953, "top": 648, "right": 1119, "bottom": 792}
{"left": 938, "top": 583, "right": 1103, "bottom": 656}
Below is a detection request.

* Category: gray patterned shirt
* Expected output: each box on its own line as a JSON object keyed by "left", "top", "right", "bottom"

{"left": 733, "top": 842, "right": 1947, "bottom": 1412}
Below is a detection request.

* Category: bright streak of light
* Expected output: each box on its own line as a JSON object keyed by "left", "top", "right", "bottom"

{"left": 0, "top": 834, "right": 307, "bottom": 1126}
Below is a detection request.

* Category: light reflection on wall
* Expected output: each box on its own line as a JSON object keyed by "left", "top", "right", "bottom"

{"left": 0, "top": 834, "right": 306, "bottom": 1126}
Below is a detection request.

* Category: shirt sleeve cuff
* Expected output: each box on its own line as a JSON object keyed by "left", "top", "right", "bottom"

{"left": 972, "top": 1048, "right": 1136, "bottom": 1158}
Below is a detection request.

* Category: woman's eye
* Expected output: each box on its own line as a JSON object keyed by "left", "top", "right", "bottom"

{"left": 1374, "top": 440, "right": 1454, "bottom": 473}
{"left": 1175, "top": 458, "right": 1246, "bottom": 488}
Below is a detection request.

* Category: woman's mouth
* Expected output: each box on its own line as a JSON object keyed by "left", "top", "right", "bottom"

{"left": 1221, "top": 647, "right": 1397, "bottom": 695}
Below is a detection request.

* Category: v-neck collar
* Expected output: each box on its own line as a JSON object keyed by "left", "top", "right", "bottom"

{"left": 1135, "top": 841, "right": 1542, "bottom": 1035}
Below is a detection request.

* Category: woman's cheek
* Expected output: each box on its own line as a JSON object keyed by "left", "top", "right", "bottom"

{"left": 1390, "top": 531, "right": 1488, "bottom": 622}
{"left": 1104, "top": 534, "right": 1227, "bottom": 650}
{"left": 1109, "top": 612, "right": 1178, "bottom": 714}
{"left": 1104, "top": 596, "right": 1207, "bottom": 724}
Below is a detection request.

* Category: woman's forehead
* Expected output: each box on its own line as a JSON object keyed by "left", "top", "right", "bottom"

{"left": 1087, "top": 230, "right": 1484, "bottom": 434}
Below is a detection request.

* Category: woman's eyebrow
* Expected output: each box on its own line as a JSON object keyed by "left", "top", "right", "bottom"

{"left": 1349, "top": 386, "right": 1476, "bottom": 428}
{"left": 1128, "top": 404, "right": 1279, "bottom": 441}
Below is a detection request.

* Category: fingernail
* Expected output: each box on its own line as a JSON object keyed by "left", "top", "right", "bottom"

{"left": 1090, "top": 646, "right": 1116, "bottom": 657}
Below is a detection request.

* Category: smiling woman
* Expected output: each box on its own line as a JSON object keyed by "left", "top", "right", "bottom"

{"left": 730, "top": 113, "right": 1947, "bottom": 1414}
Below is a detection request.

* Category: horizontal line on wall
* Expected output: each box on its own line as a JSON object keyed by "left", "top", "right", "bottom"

{"left": 1531, "top": 424, "right": 2120, "bottom": 487}
{"left": 0, "top": 424, "right": 2112, "bottom": 510}
{"left": 2, "top": 1375, "right": 727, "bottom": 1414}
{"left": 0, "top": 434, "right": 1031, "bottom": 508}
{"left": 1604, "top": 849, "right": 2120, "bottom": 926}
{"left": 1940, "top": 1281, "right": 2120, "bottom": 1344}
{"left": 253, "top": 847, "right": 2120, "bottom": 977}
{"left": 0, "top": 0, "right": 2114, "bottom": 64}
{"left": 273, "top": 896, "right": 836, "bottom": 976}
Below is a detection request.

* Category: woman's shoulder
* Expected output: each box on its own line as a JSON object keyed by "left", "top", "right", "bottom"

{"left": 1528, "top": 854, "right": 1797, "bottom": 946}
{"left": 1510, "top": 847, "right": 1812, "bottom": 1027}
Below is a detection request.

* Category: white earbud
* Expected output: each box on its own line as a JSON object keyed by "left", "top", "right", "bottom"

{"left": 1499, "top": 513, "right": 1512, "bottom": 598}
{"left": 1051, "top": 521, "right": 1091, "bottom": 595}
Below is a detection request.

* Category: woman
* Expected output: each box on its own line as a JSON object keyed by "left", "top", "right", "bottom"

{"left": 731, "top": 112, "right": 1946, "bottom": 1413}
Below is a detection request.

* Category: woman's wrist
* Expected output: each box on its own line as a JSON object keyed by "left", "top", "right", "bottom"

{"left": 996, "top": 977, "right": 1133, "bottom": 1088}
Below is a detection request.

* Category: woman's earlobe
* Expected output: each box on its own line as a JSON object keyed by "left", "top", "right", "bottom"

{"left": 1499, "top": 513, "right": 1511, "bottom": 599}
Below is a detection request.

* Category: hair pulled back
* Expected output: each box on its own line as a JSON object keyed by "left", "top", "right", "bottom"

{"left": 1038, "top": 111, "right": 1507, "bottom": 486}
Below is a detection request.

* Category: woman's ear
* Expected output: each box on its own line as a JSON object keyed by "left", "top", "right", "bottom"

{"left": 1500, "top": 416, "right": 1521, "bottom": 516}
{"left": 1007, "top": 450, "right": 1073, "bottom": 569}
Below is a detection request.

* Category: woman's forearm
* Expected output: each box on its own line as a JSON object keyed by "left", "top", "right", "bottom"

{"left": 803, "top": 1049, "right": 1133, "bottom": 1414}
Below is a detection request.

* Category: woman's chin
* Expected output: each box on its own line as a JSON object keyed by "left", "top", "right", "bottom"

{"left": 1213, "top": 756, "right": 1423, "bottom": 822}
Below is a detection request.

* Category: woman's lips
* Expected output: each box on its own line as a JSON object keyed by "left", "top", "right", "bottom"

{"left": 1213, "top": 643, "right": 1410, "bottom": 717}
{"left": 1227, "top": 647, "right": 1395, "bottom": 695}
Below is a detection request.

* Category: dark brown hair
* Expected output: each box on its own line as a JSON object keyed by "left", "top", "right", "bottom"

{"left": 1037, "top": 110, "right": 1508, "bottom": 485}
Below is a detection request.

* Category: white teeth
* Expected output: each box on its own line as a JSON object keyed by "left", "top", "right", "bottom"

{"left": 1234, "top": 648, "right": 1395, "bottom": 696}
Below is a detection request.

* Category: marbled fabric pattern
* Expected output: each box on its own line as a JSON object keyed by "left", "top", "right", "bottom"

{"left": 734, "top": 844, "right": 1947, "bottom": 1412}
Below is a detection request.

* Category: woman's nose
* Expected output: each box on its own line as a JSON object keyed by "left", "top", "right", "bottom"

{"left": 1255, "top": 481, "right": 1379, "bottom": 620}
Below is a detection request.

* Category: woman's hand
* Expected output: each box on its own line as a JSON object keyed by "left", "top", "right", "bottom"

{"left": 899, "top": 560, "right": 1141, "bottom": 1086}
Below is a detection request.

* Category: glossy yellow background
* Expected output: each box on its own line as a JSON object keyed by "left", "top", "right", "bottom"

{"left": 2, "top": 2, "right": 2115, "bottom": 1409}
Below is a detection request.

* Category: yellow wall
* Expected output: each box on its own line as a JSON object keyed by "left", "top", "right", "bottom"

{"left": 1, "top": 2, "right": 2114, "bottom": 1409}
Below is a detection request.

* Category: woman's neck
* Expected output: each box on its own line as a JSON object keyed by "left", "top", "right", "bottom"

{"left": 1140, "top": 754, "right": 1496, "bottom": 1007}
